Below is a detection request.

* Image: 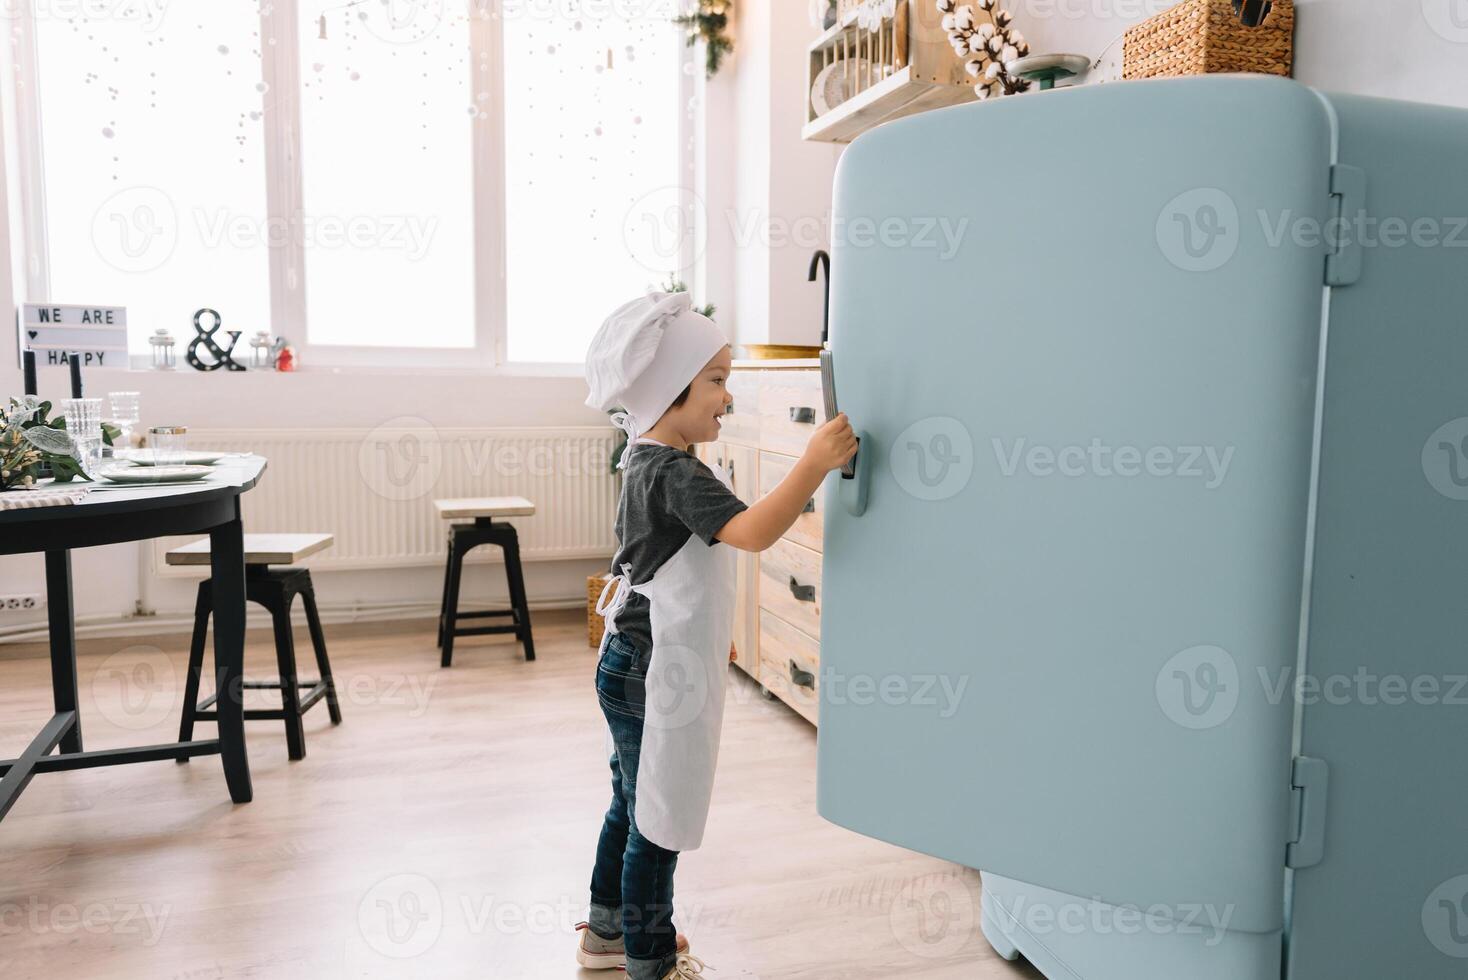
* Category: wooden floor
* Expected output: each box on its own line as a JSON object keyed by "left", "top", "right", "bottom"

{"left": 0, "top": 611, "right": 1042, "bottom": 980}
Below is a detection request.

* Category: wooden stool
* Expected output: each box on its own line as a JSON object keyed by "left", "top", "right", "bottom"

{"left": 169, "top": 533, "right": 340, "bottom": 762}
{"left": 434, "top": 497, "right": 536, "bottom": 667}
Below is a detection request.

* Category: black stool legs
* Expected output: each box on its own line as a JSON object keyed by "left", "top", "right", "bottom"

{"left": 300, "top": 582, "right": 342, "bottom": 725}
{"left": 269, "top": 593, "right": 305, "bottom": 761}
{"left": 178, "top": 566, "right": 341, "bottom": 762}
{"left": 177, "top": 582, "right": 212, "bottom": 754}
{"left": 438, "top": 518, "right": 536, "bottom": 667}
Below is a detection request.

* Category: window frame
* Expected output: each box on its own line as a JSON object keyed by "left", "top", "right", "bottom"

{"left": 5, "top": 0, "right": 700, "bottom": 374}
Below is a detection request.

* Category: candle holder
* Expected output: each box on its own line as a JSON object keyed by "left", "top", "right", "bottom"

{"left": 150, "top": 328, "right": 177, "bottom": 370}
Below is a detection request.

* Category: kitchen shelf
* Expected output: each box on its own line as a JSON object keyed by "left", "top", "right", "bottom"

{"left": 803, "top": 0, "right": 975, "bottom": 145}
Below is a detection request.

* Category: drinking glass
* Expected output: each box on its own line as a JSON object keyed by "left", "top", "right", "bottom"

{"left": 147, "top": 425, "right": 188, "bottom": 466}
{"left": 106, "top": 390, "right": 141, "bottom": 457}
{"left": 59, "top": 398, "right": 104, "bottom": 475}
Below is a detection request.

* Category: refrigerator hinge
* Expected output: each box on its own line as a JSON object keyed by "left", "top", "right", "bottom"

{"left": 1325, "top": 164, "right": 1366, "bottom": 287}
{"left": 1286, "top": 755, "right": 1330, "bottom": 869}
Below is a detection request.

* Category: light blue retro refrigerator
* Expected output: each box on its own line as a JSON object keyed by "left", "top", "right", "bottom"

{"left": 815, "top": 75, "right": 1468, "bottom": 980}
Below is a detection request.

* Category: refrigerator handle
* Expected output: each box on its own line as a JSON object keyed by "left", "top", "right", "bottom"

{"left": 838, "top": 428, "right": 870, "bottom": 517}
{"left": 820, "top": 349, "right": 859, "bottom": 480}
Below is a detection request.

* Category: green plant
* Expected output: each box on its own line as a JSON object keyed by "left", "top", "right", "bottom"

{"left": 661, "top": 275, "right": 717, "bottom": 320}
{"left": 1, "top": 396, "right": 87, "bottom": 488}
{"left": 674, "top": 0, "right": 734, "bottom": 77}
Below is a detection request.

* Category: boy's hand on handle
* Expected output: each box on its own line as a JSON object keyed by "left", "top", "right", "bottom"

{"left": 714, "top": 412, "right": 859, "bottom": 553}
{"left": 804, "top": 413, "right": 858, "bottom": 473}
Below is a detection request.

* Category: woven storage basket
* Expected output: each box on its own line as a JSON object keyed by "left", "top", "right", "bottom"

{"left": 588, "top": 574, "right": 610, "bottom": 648}
{"left": 1123, "top": 0, "right": 1293, "bottom": 80}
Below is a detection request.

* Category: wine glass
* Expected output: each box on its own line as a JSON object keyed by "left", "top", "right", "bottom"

{"left": 107, "top": 391, "right": 141, "bottom": 458}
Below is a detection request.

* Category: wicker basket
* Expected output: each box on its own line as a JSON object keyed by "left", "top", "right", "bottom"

{"left": 1123, "top": 0, "right": 1293, "bottom": 80}
{"left": 588, "top": 574, "right": 611, "bottom": 648}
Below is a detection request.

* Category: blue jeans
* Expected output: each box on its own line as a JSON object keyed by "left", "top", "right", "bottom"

{"left": 589, "top": 631, "right": 680, "bottom": 980}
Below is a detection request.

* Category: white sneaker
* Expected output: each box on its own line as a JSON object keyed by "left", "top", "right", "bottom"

{"left": 659, "top": 952, "right": 712, "bottom": 979}
{"left": 574, "top": 922, "right": 691, "bottom": 970}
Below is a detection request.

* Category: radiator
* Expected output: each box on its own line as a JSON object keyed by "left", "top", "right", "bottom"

{"left": 148, "top": 425, "right": 619, "bottom": 576}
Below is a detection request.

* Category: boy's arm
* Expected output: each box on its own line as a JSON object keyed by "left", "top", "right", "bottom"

{"left": 715, "top": 413, "right": 857, "bottom": 553}
{"left": 715, "top": 456, "right": 829, "bottom": 552}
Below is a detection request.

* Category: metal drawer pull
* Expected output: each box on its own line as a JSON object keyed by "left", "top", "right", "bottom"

{"left": 789, "top": 406, "right": 816, "bottom": 424}
{"left": 789, "top": 576, "right": 816, "bottom": 602}
{"left": 789, "top": 660, "right": 816, "bottom": 689}
{"left": 801, "top": 498, "right": 815, "bottom": 514}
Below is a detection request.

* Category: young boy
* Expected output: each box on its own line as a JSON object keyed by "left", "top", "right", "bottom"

{"left": 578, "top": 292, "right": 857, "bottom": 980}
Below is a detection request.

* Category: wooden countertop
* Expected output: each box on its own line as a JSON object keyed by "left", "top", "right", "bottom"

{"left": 731, "top": 358, "right": 821, "bottom": 369}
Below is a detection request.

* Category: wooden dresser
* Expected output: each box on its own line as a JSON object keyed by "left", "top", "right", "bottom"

{"left": 695, "top": 359, "right": 826, "bottom": 725}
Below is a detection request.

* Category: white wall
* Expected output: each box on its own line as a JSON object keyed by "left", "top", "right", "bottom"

{"left": 710, "top": 0, "right": 844, "bottom": 350}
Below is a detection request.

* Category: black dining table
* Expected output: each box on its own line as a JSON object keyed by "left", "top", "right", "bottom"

{"left": 0, "top": 455, "right": 267, "bottom": 822}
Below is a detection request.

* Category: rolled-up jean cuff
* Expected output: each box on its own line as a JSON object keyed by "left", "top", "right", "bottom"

{"left": 588, "top": 902, "right": 622, "bottom": 939}
{"left": 625, "top": 952, "right": 678, "bottom": 980}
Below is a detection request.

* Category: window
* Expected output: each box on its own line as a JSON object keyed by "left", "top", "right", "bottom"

{"left": 11, "top": 0, "right": 693, "bottom": 368}
{"left": 296, "top": 0, "right": 476, "bottom": 349}
{"left": 32, "top": 2, "right": 271, "bottom": 356}
{"left": 502, "top": 2, "right": 687, "bottom": 363}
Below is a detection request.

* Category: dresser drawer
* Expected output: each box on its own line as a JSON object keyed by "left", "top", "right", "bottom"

{"left": 758, "top": 536, "right": 822, "bottom": 639}
{"left": 758, "top": 610, "right": 819, "bottom": 725}
{"left": 759, "top": 451, "right": 823, "bottom": 553}
{"left": 758, "top": 373, "right": 823, "bottom": 457}
{"left": 723, "top": 444, "right": 759, "bottom": 679}
{"left": 719, "top": 371, "right": 762, "bottom": 447}
{"left": 706, "top": 444, "right": 731, "bottom": 483}
{"left": 705, "top": 444, "right": 753, "bottom": 509}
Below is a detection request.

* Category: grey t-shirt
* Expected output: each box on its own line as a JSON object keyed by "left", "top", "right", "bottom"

{"left": 608, "top": 441, "right": 749, "bottom": 657}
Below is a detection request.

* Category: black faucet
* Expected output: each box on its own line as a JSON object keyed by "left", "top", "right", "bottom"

{"left": 809, "top": 249, "right": 830, "bottom": 345}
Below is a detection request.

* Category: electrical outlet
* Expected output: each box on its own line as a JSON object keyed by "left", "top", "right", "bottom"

{"left": 0, "top": 593, "right": 44, "bottom": 612}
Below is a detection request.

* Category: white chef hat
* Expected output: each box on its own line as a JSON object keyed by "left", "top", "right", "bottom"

{"left": 585, "top": 291, "right": 730, "bottom": 469}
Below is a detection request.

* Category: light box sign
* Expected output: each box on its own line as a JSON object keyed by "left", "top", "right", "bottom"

{"left": 19, "top": 304, "right": 128, "bottom": 367}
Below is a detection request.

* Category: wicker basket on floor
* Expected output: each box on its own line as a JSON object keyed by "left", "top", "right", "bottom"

{"left": 588, "top": 574, "right": 611, "bottom": 647}
{"left": 1123, "top": 0, "right": 1293, "bottom": 80}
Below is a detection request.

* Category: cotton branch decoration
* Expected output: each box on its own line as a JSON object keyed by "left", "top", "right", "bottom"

{"left": 938, "top": 0, "right": 1031, "bottom": 99}
{"left": 855, "top": 0, "right": 897, "bottom": 31}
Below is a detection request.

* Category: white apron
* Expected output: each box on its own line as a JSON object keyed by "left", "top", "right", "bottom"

{"left": 596, "top": 442, "right": 738, "bottom": 852}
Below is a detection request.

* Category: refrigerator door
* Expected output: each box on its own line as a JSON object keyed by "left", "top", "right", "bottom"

{"left": 1286, "top": 94, "right": 1468, "bottom": 980}
{"left": 817, "top": 76, "right": 1333, "bottom": 937}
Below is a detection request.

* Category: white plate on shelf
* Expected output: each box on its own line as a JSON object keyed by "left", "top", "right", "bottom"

{"left": 118, "top": 449, "right": 232, "bottom": 466}
{"left": 811, "top": 58, "right": 873, "bottom": 117}
{"left": 94, "top": 464, "right": 214, "bottom": 485}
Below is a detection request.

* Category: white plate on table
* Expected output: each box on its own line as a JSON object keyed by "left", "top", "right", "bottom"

{"left": 94, "top": 464, "right": 214, "bottom": 485}
{"left": 118, "top": 449, "right": 232, "bottom": 466}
